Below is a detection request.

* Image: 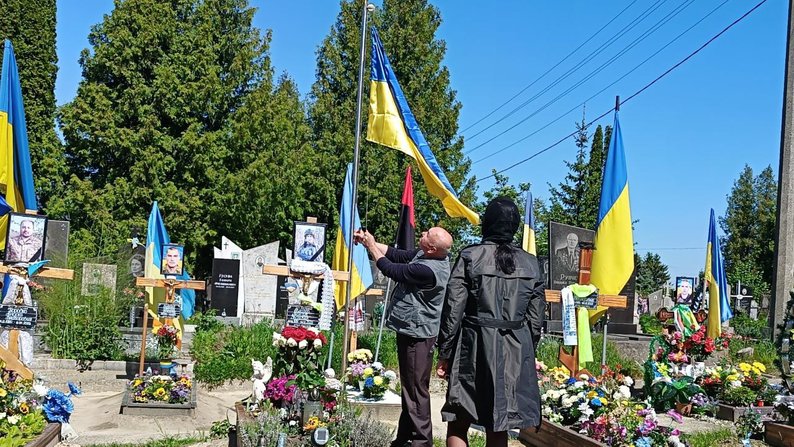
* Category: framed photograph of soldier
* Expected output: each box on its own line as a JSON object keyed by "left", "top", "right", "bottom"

{"left": 292, "top": 222, "right": 327, "bottom": 263}
{"left": 548, "top": 221, "right": 594, "bottom": 290}
{"left": 4, "top": 213, "right": 47, "bottom": 264}
{"left": 675, "top": 276, "right": 696, "bottom": 305}
{"left": 160, "top": 244, "right": 185, "bottom": 276}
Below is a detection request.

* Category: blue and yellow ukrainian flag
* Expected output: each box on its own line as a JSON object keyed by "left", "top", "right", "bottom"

{"left": 590, "top": 112, "right": 634, "bottom": 295}
{"left": 522, "top": 190, "right": 536, "bottom": 256}
{"left": 0, "top": 40, "right": 37, "bottom": 247}
{"left": 333, "top": 163, "right": 374, "bottom": 310}
{"left": 144, "top": 202, "right": 196, "bottom": 335}
{"left": 366, "top": 28, "right": 479, "bottom": 225}
{"left": 705, "top": 208, "right": 733, "bottom": 338}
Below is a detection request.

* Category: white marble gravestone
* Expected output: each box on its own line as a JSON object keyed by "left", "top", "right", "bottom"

{"left": 241, "top": 241, "right": 280, "bottom": 326}
{"left": 214, "top": 236, "right": 244, "bottom": 319}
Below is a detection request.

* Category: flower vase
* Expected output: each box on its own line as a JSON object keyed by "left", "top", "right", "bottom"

{"left": 358, "top": 380, "right": 365, "bottom": 392}
{"left": 159, "top": 359, "right": 173, "bottom": 375}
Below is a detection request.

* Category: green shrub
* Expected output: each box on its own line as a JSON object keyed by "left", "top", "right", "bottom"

{"left": 728, "top": 337, "right": 779, "bottom": 370}
{"left": 187, "top": 309, "right": 223, "bottom": 333}
{"left": 639, "top": 313, "right": 663, "bottom": 335}
{"left": 357, "top": 329, "right": 399, "bottom": 370}
{"left": 39, "top": 280, "right": 129, "bottom": 370}
{"left": 731, "top": 311, "right": 768, "bottom": 339}
{"left": 191, "top": 319, "right": 279, "bottom": 388}
{"left": 722, "top": 386, "right": 758, "bottom": 406}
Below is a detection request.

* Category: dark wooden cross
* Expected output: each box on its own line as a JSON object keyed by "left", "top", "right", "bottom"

{"left": 543, "top": 245, "right": 628, "bottom": 377}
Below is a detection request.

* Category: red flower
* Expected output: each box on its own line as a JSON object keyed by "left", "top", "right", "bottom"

{"left": 704, "top": 338, "right": 715, "bottom": 353}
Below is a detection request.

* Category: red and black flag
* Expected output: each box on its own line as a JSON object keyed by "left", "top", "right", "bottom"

{"left": 395, "top": 165, "right": 415, "bottom": 250}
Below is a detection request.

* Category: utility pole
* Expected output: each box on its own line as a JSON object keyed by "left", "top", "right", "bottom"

{"left": 771, "top": 0, "right": 794, "bottom": 337}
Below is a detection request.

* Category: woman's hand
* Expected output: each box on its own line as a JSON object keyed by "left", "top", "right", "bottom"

{"left": 436, "top": 359, "right": 449, "bottom": 379}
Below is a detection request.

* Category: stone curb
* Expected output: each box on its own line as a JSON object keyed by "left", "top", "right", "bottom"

{"left": 33, "top": 357, "right": 194, "bottom": 373}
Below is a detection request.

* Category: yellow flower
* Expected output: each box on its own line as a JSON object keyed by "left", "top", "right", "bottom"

{"left": 374, "top": 376, "right": 384, "bottom": 386}
{"left": 363, "top": 367, "right": 374, "bottom": 378}
{"left": 753, "top": 362, "right": 766, "bottom": 373}
{"left": 726, "top": 373, "right": 740, "bottom": 382}
{"left": 19, "top": 403, "right": 29, "bottom": 414}
{"left": 0, "top": 388, "right": 6, "bottom": 397}
{"left": 587, "top": 391, "right": 597, "bottom": 399}
{"left": 304, "top": 416, "right": 320, "bottom": 431}
{"left": 153, "top": 387, "right": 167, "bottom": 400}
{"left": 738, "top": 363, "right": 752, "bottom": 373}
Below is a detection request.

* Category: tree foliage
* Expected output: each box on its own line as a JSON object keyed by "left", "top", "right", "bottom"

{"left": 308, "top": 0, "right": 475, "bottom": 253}
{"left": 720, "top": 165, "right": 777, "bottom": 297}
{"left": 546, "top": 118, "right": 611, "bottom": 230}
{"left": 58, "top": 0, "right": 310, "bottom": 275}
{"left": 636, "top": 252, "right": 670, "bottom": 297}
{"left": 0, "top": 0, "right": 65, "bottom": 212}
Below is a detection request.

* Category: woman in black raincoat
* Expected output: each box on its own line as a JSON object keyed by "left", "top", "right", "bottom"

{"left": 436, "top": 197, "right": 546, "bottom": 447}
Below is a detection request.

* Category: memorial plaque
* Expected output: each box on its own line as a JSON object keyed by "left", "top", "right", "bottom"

{"left": 157, "top": 302, "right": 182, "bottom": 319}
{"left": 81, "top": 263, "right": 117, "bottom": 296}
{"left": 44, "top": 220, "right": 70, "bottom": 268}
{"left": 210, "top": 258, "right": 239, "bottom": 316}
{"left": 286, "top": 304, "right": 320, "bottom": 328}
{"left": 548, "top": 222, "right": 594, "bottom": 291}
{"left": 0, "top": 305, "right": 37, "bottom": 329}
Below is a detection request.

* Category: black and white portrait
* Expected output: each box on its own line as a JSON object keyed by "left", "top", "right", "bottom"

{"left": 548, "top": 221, "right": 594, "bottom": 290}
{"left": 293, "top": 222, "right": 327, "bottom": 263}
{"left": 4, "top": 213, "right": 47, "bottom": 264}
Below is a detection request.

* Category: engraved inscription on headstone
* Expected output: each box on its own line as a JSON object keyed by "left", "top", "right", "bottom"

{"left": 211, "top": 258, "right": 240, "bottom": 316}
{"left": 286, "top": 304, "right": 320, "bottom": 328}
{"left": 44, "top": 220, "right": 69, "bottom": 268}
{"left": 242, "top": 242, "right": 279, "bottom": 317}
{"left": 0, "top": 305, "right": 37, "bottom": 329}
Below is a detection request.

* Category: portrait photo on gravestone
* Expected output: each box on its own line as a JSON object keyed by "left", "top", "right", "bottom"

{"left": 161, "top": 244, "right": 184, "bottom": 276}
{"left": 293, "top": 221, "right": 326, "bottom": 263}
{"left": 548, "top": 221, "right": 594, "bottom": 290}
{"left": 4, "top": 213, "right": 47, "bottom": 264}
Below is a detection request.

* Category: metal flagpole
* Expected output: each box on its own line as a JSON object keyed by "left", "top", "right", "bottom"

{"left": 374, "top": 278, "right": 392, "bottom": 363}
{"left": 341, "top": 0, "right": 374, "bottom": 388}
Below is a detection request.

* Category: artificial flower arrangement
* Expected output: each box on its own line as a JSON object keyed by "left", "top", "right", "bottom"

{"left": 128, "top": 374, "right": 192, "bottom": 404}
{"left": 360, "top": 362, "right": 397, "bottom": 400}
{"left": 346, "top": 348, "right": 373, "bottom": 387}
{"left": 153, "top": 324, "right": 179, "bottom": 360}
{"left": 0, "top": 362, "right": 81, "bottom": 446}
{"left": 697, "top": 363, "right": 778, "bottom": 407}
{"left": 539, "top": 368, "right": 685, "bottom": 447}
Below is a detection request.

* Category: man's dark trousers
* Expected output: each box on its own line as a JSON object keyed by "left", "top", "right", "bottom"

{"left": 393, "top": 333, "right": 436, "bottom": 447}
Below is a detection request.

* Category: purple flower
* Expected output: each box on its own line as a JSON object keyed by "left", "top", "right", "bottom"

{"left": 667, "top": 409, "right": 683, "bottom": 423}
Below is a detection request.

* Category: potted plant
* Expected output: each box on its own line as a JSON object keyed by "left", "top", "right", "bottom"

{"left": 723, "top": 386, "right": 758, "bottom": 407}
{"left": 650, "top": 376, "right": 704, "bottom": 414}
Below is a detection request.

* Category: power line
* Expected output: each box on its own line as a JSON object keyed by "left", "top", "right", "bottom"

{"left": 476, "top": 0, "right": 769, "bottom": 183}
{"left": 637, "top": 247, "right": 702, "bottom": 251}
{"left": 458, "top": 0, "right": 639, "bottom": 135}
{"left": 466, "top": 0, "right": 696, "bottom": 155}
{"left": 472, "top": 0, "right": 728, "bottom": 166}
{"left": 464, "top": 0, "right": 671, "bottom": 144}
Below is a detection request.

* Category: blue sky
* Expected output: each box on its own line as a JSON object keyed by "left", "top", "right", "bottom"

{"left": 55, "top": 0, "right": 786, "bottom": 283}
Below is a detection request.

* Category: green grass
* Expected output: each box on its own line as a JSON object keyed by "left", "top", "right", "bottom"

{"left": 728, "top": 337, "right": 779, "bottom": 372}
{"left": 83, "top": 436, "right": 205, "bottom": 447}
{"left": 683, "top": 428, "right": 733, "bottom": 447}
{"left": 535, "top": 335, "right": 643, "bottom": 378}
{"left": 433, "top": 433, "right": 487, "bottom": 447}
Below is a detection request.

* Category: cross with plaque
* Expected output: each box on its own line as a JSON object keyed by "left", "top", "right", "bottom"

{"left": 544, "top": 244, "right": 628, "bottom": 377}
{"left": 134, "top": 276, "right": 205, "bottom": 376}
{"left": 0, "top": 212, "right": 75, "bottom": 380}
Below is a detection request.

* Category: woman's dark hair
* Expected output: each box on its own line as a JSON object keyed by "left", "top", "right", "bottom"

{"left": 481, "top": 197, "right": 521, "bottom": 274}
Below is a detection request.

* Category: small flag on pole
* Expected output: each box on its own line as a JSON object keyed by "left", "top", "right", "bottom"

{"left": 705, "top": 208, "right": 733, "bottom": 338}
{"left": 395, "top": 165, "right": 415, "bottom": 251}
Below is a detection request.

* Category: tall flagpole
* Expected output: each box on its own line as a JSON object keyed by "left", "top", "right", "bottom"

{"left": 341, "top": 0, "right": 373, "bottom": 387}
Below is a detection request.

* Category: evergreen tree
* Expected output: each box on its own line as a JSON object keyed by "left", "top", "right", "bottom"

{"left": 0, "top": 0, "right": 65, "bottom": 212}
{"left": 308, "top": 0, "right": 475, "bottom": 250}
{"left": 581, "top": 124, "right": 611, "bottom": 229}
{"left": 720, "top": 164, "right": 777, "bottom": 298}
{"left": 58, "top": 0, "right": 306, "bottom": 274}
{"left": 636, "top": 252, "right": 670, "bottom": 297}
{"left": 547, "top": 115, "right": 588, "bottom": 228}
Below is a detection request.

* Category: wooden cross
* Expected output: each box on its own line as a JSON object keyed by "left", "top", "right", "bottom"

{"left": 134, "top": 277, "right": 206, "bottom": 376}
{"left": 0, "top": 222, "right": 76, "bottom": 380}
{"left": 544, "top": 245, "right": 627, "bottom": 377}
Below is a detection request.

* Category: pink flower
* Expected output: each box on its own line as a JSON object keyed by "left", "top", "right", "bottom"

{"left": 667, "top": 409, "right": 683, "bottom": 423}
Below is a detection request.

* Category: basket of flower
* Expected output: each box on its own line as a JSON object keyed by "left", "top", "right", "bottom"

{"left": 154, "top": 324, "right": 179, "bottom": 363}
{"left": 360, "top": 362, "right": 397, "bottom": 400}
{"left": 0, "top": 362, "right": 80, "bottom": 446}
{"left": 698, "top": 363, "right": 779, "bottom": 421}
{"left": 346, "top": 348, "right": 373, "bottom": 390}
